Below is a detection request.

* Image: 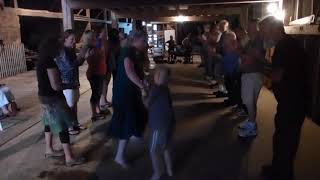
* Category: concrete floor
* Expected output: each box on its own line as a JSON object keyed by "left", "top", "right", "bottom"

{"left": 0, "top": 62, "right": 320, "bottom": 180}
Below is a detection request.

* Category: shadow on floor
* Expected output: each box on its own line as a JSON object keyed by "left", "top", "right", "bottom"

{"left": 0, "top": 132, "right": 43, "bottom": 161}
{"left": 171, "top": 92, "right": 215, "bottom": 102}
{"left": 174, "top": 102, "right": 226, "bottom": 121}
{"left": 172, "top": 113, "right": 254, "bottom": 180}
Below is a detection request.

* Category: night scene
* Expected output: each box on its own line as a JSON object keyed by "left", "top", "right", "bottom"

{"left": 0, "top": 0, "right": 320, "bottom": 180}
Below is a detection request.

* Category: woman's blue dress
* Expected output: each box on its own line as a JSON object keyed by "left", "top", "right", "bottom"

{"left": 108, "top": 47, "right": 147, "bottom": 139}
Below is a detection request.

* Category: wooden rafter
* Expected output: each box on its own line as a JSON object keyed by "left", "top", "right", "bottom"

{"left": 15, "top": 8, "right": 111, "bottom": 23}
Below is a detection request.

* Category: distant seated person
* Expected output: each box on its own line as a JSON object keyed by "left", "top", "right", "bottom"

{"left": 166, "top": 36, "right": 176, "bottom": 63}
{"left": 182, "top": 34, "right": 192, "bottom": 64}
{"left": 0, "top": 84, "right": 18, "bottom": 117}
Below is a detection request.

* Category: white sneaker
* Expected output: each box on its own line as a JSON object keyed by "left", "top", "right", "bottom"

{"left": 238, "top": 122, "right": 257, "bottom": 138}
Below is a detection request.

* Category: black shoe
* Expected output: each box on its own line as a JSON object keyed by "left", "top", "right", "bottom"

{"left": 224, "top": 99, "right": 236, "bottom": 107}
{"left": 214, "top": 91, "right": 228, "bottom": 98}
{"left": 261, "top": 165, "right": 294, "bottom": 180}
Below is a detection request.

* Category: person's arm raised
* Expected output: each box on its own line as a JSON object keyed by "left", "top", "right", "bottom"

{"left": 124, "top": 57, "right": 144, "bottom": 89}
{"left": 47, "top": 68, "right": 62, "bottom": 91}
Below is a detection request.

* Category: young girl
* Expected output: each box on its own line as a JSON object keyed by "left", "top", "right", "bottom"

{"left": 143, "top": 65, "right": 175, "bottom": 180}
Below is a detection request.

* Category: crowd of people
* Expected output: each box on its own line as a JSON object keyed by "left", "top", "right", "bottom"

{"left": 34, "top": 15, "right": 308, "bottom": 180}
{"left": 36, "top": 26, "right": 175, "bottom": 180}
{"left": 198, "top": 16, "right": 308, "bottom": 180}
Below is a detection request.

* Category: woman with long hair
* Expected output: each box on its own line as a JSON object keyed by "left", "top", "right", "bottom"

{"left": 37, "top": 36, "right": 85, "bottom": 166}
{"left": 54, "top": 29, "right": 87, "bottom": 135}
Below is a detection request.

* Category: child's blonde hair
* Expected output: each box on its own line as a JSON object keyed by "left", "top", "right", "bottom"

{"left": 155, "top": 65, "right": 171, "bottom": 85}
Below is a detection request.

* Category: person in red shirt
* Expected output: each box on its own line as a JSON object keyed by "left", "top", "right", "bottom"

{"left": 82, "top": 30, "right": 107, "bottom": 121}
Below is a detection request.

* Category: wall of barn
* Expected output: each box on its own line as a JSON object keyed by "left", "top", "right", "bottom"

{"left": 0, "top": 7, "right": 21, "bottom": 44}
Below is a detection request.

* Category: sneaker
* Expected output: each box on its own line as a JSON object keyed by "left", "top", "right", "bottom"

{"left": 238, "top": 120, "right": 256, "bottom": 129}
{"left": 238, "top": 123, "right": 257, "bottom": 138}
{"left": 214, "top": 91, "right": 228, "bottom": 98}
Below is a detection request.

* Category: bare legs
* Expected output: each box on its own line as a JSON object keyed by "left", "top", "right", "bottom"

{"left": 114, "top": 139, "right": 128, "bottom": 168}
{"left": 150, "top": 148, "right": 173, "bottom": 180}
{"left": 45, "top": 132, "right": 54, "bottom": 154}
{"left": 44, "top": 131, "right": 79, "bottom": 164}
{"left": 164, "top": 149, "right": 173, "bottom": 176}
{"left": 100, "top": 73, "right": 112, "bottom": 109}
{"left": 1, "top": 102, "right": 18, "bottom": 117}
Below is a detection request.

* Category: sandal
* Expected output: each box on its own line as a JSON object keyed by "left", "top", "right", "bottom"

{"left": 99, "top": 109, "right": 110, "bottom": 115}
{"left": 100, "top": 102, "right": 112, "bottom": 109}
{"left": 66, "top": 157, "right": 86, "bottom": 167}
{"left": 91, "top": 114, "right": 105, "bottom": 122}
{"left": 45, "top": 151, "right": 64, "bottom": 158}
{"left": 77, "top": 124, "right": 87, "bottom": 130}
{"left": 68, "top": 129, "right": 80, "bottom": 135}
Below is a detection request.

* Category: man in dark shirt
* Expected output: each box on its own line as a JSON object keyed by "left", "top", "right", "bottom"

{"left": 260, "top": 16, "right": 308, "bottom": 180}
{"left": 166, "top": 36, "right": 175, "bottom": 63}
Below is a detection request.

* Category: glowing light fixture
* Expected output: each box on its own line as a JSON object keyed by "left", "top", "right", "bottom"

{"left": 142, "top": 21, "right": 146, "bottom": 26}
{"left": 153, "top": 24, "right": 157, "bottom": 31}
{"left": 174, "top": 15, "right": 188, "bottom": 22}
{"left": 266, "top": 3, "right": 285, "bottom": 21}
{"left": 267, "top": 3, "right": 278, "bottom": 14}
{"left": 274, "top": 10, "right": 285, "bottom": 21}
{"left": 147, "top": 24, "right": 152, "bottom": 27}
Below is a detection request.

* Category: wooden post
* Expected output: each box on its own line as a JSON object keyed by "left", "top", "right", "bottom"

{"left": 110, "top": 11, "right": 118, "bottom": 29}
{"left": 86, "top": 9, "right": 91, "bottom": 30}
{"left": 132, "top": 19, "right": 136, "bottom": 32}
{"left": 61, "top": 0, "right": 74, "bottom": 30}
{"left": 13, "top": 0, "right": 18, "bottom": 8}
{"left": 103, "top": 9, "right": 108, "bottom": 37}
{"left": 240, "top": 6, "right": 249, "bottom": 29}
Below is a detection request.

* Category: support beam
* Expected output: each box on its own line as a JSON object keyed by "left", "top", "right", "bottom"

{"left": 15, "top": 8, "right": 111, "bottom": 24}
{"left": 61, "top": 0, "right": 74, "bottom": 30}
{"left": 103, "top": 9, "right": 108, "bottom": 37}
{"left": 240, "top": 6, "right": 249, "bottom": 28}
{"left": 86, "top": 9, "right": 91, "bottom": 30}
{"left": 125, "top": 16, "right": 220, "bottom": 23}
{"left": 13, "top": 0, "right": 18, "bottom": 8}
{"left": 110, "top": 11, "right": 118, "bottom": 29}
{"left": 68, "top": 0, "right": 281, "bottom": 9}
{"left": 115, "top": 7, "right": 242, "bottom": 20}
{"left": 132, "top": 19, "right": 137, "bottom": 32}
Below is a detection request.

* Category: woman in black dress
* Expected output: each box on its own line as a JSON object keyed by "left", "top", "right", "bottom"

{"left": 109, "top": 31, "right": 148, "bottom": 168}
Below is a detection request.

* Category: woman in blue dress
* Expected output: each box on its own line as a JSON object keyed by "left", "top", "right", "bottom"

{"left": 109, "top": 31, "right": 148, "bottom": 168}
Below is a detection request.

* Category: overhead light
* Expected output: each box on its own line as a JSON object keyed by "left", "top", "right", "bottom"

{"left": 275, "top": 10, "right": 285, "bottom": 21}
{"left": 153, "top": 24, "right": 157, "bottom": 31}
{"left": 267, "top": 3, "right": 278, "bottom": 14}
{"left": 266, "top": 3, "right": 285, "bottom": 21}
{"left": 174, "top": 15, "right": 188, "bottom": 22}
{"left": 147, "top": 23, "right": 152, "bottom": 27}
{"left": 142, "top": 21, "right": 146, "bottom": 26}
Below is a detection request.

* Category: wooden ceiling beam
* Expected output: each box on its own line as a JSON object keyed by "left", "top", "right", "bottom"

{"left": 115, "top": 6, "right": 241, "bottom": 19}
{"left": 68, "top": 0, "right": 279, "bottom": 9}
